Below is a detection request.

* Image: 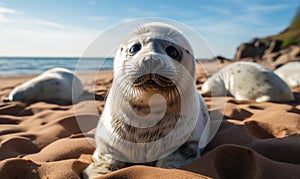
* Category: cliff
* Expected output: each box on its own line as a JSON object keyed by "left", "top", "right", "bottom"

{"left": 234, "top": 10, "right": 300, "bottom": 69}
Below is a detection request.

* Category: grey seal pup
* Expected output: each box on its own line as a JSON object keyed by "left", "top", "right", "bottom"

{"left": 7, "top": 67, "right": 83, "bottom": 104}
{"left": 274, "top": 61, "right": 300, "bottom": 88}
{"left": 83, "top": 22, "right": 210, "bottom": 178}
{"left": 200, "top": 61, "right": 294, "bottom": 102}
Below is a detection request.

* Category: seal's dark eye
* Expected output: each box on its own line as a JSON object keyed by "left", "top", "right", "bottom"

{"left": 129, "top": 44, "right": 141, "bottom": 55}
{"left": 166, "top": 46, "right": 179, "bottom": 59}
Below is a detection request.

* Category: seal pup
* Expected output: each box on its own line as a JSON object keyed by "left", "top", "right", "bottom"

{"left": 275, "top": 61, "right": 300, "bottom": 88}
{"left": 6, "top": 67, "right": 83, "bottom": 104}
{"left": 83, "top": 22, "right": 210, "bottom": 178}
{"left": 200, "top": 61, "right": 294, "bottom": 102}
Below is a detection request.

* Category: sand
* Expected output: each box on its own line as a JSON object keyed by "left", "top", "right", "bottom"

{"left": 0, "top": 61, "right": 300, "bottom": 179}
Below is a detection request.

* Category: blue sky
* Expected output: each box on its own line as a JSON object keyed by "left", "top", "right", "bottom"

{"left": 0, "top": 0, "right": 299, "bottom": 58}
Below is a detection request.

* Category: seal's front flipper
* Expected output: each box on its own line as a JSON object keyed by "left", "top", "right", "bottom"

{"left": 155, "top": 141, "right": 200, "bottom": 168}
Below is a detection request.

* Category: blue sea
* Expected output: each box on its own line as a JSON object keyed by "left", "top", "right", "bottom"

{"left": 0, "top": 57, "right": 114, "bottom": 77}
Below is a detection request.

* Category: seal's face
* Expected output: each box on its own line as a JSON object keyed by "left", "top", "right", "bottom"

{"left": 114, "top": 24, "right": 194, "bottom": 89}
{"left": 126, "top": 38, "right": 185, "bottom": 89}
{"left": 112, "top": 23, "right": 196, "bottom": 115}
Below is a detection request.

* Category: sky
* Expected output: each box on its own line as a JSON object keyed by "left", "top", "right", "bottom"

{"left": 0, "top": 0, "right": 299, "bottom": 58}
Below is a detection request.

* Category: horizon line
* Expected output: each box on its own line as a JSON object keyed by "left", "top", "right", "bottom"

{"left": 0, "top": 55, "right": 225, "bottom": 60}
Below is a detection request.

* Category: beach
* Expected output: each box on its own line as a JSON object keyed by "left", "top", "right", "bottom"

{"left": 0, "top": 60, "right": 299, "bottom": 179}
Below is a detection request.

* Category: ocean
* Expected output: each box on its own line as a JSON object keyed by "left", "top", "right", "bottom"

{"left": 0, "top": 57, "right": 114, "bottom": 77}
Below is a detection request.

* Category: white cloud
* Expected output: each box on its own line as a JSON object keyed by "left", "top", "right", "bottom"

{"left": 14, "top": 18, "right": 67, "bottom": 28}
{"left": 0, "top": 5, "right": 66, "bottom": 28}
{"left": 0, "top": 14, "right": 9, "bottom": 22}
{"left": 0, "top": 26, "right": 100, "bottom": 57}
{"left": 198, "top": 5, "right": 232, "bottom": 16}
{"left": 28, "top": 19, "right": 66, "bottom": 28}
{"left": 0, "top": 6, "right": 16, "bottom": 22}
{"left": 0, "top": 6, "right": 15, "bottom": 14}
{"left": 246, "top": 4, "right": 290, "bottom": 12}
{"left": 0, "top": 5, "right": 102, "bottom": 57}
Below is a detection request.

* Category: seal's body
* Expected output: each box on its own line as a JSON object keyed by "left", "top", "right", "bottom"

{"left": 275, "top": 61, "right": 300, "bottom": 88}
{"left": 7, "top": 68, "right": 83, "bottom": 104}
{"left": 201, "top": 61, "right": 294, "bottom": 102}
{"left": 83, "top": 23, "right": 210, "bottom": 178}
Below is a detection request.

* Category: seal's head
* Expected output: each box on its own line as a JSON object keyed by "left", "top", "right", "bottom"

{"left": 112, "top": 23, "right": 196, "bottom": 112}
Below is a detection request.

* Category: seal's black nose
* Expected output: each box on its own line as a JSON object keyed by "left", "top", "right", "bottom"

{"left": 140, "top": 55, "right": 165, "bottom": 72}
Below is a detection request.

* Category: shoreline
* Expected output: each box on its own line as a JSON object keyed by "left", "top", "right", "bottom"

{"left": 0, "top": 69, "right": 113, "bottom": 79}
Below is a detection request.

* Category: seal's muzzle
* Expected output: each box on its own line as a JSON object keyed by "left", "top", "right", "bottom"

{"left": 133, "top": 73, "right": 174, "bottom": 88}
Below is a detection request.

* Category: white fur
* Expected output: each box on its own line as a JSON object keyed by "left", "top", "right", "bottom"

{"left": 275, "top": 61, "right": 300, "bottom": 88}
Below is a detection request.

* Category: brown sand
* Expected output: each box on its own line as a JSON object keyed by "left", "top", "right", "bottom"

{"left": 0, "top": 62, "right": 299, "bottom": 179}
